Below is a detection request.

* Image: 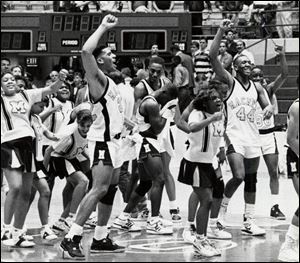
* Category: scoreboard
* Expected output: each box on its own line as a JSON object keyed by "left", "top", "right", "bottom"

{"left": 1, "top": 12, "right": 192, "bottom": 56}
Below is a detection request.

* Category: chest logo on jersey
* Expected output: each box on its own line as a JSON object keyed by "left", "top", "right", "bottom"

{"left": 212, "top": 122, "right": 224, "bottom": 137}
{"left": 10, "top": 101, "right": 26, "bottom": 114}
{"left": 228, "top": 97, "right": 256, "bottom": 110}
{"left": 74, "top": 145, "right": 88, "bottom": 156}
{"left": 143, "top": 144, "right": 151, "bottom": 153}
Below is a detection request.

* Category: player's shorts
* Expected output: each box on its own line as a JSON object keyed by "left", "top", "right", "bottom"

{"left": 138, "top": 136, "right": 161, "bottom": 162}
{"left": 50, "top": 157, "right": 83, "bottom": 179}
{"left": 259, "top": 132, "right": 278, "bottom": 155}
{"left": 34, "top": 161, "right": 48, "bottom": 179}
{"left": 226, "top": 144, "right": 261, "bottom": 159}
{"left": 286, "top": 146, "right": 299, "bottom": 179}
{"left": 1, "top": 136, "right": 35, "bottom": 172}
{"left": 178, "top": 158, "right": 217, "bottom": 188}
{"left": 88, "top": 138, "right": 123, "bottom": 169}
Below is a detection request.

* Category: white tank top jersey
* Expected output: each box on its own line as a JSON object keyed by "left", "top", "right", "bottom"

{"left": 184, "top": 110, "right": 225, "bottom": 163}
{"left": 224, "top": 78, "right": 260, "bottom": 146}
{"left": 136, "top": 95, "right": 157, "bottom": 132}
{"left": 1, "top": 89, "right": 43, "bottom": 143}
{"left": 52, "top": 125, "right": 89, "bottom": 162}
{"left": 87, "top": 76, "right": 124, "bottom": 142}
{"left": 42, "top": 97, "right": 74, "bottom": 146}
{"left": 140, "top": 78, "right": 167, "bottom": 95}
{"left": 255, "top": 88, "right": 274, "bottom": 131}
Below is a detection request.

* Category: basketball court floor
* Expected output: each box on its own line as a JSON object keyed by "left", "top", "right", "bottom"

{"left": 1, "top": 130, "right": 298, "bottom": 262}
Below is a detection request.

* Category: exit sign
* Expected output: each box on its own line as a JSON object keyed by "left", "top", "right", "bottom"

{"left": 26, "top": 57, "right": 38, "bottom": 67}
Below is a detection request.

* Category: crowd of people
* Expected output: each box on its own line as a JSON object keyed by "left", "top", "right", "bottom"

{"left": 0, "top": 12, "right": 299, "bottom": 262}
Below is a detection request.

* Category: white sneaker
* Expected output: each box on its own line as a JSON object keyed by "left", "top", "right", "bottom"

{"left": 52, "top": 220, "right": 70, "bottom": 233}
{"left": 21, "top": 228, "right": 34, "bottom": 241}
{"left": 278, "top": 236, "right": 299, "bottom": 262}
{"left": 182, "top": 224, "right": 197, "bottom": 243}
{"left": 241, "top": 217, "right": 266, "bottom": 236}
{"left": 170, "top": 208, "right": 182, "bottom": 223}
{"left": 205, "top": 238, "right": 222, "bottom": 256}
{"left": 64, "top": 217, "right": 74, "bottom": 228}
{"left": 2, "top": 233, "right": 35, "bottom": 247}
{"left": 113, "top": 217, "right": 142, "bottom": 232}
{"left": 207, "top": 221, "right": 232, "bottom": 240}
{"left": 131, "top": 208, "right": 149, "bottom": 222}
{"left": 1, "top": 227, "right": 12, "bottom": 241}
{"left": 41, "top": 228, "right": 58, "bottom": 241}
{"left": 158, "top": 213, "right": 173, "bottom": 227}
{"left": 146, "top": 219, "right": 173, "bottom": 235}
{"left": 193, "top": 238, "right": 216, "bottom": 257}
{"left": 84, "top": 213, "right": 97, "bottom": 229}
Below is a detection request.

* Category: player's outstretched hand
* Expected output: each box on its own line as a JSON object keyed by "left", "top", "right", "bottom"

{"left": 220, "top": 19, "right": 233, "bottom": 30}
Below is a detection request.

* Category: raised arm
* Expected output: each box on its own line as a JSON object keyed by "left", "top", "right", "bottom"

{"left": 81, "top": 14, "right": 118, "bottom": 101}
{"left": 209, "top": 19, "right": 234, "bottom": 87}
{"left": 266, "top": 45, "right": 288, "bottom": 97}
{"left": 287, "top": 102, "right": 299, "bottom": 157}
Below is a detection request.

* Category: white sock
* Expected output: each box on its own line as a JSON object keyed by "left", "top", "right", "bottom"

{"left": 186, "top": 221, "right": 195, "bottom": 228}
{"left": 271, "top": 194, "right": 280, "bottom": 207}
{"left": 65, "top": 223, "right": 83, "bottom": 239}
{"left": 244, "top": 203, "right": 255, "bottom": 220}
{"left": 94, "top": 226, "right": 108, "bottom": 240}
{"left": 119, "top": 212, "right": 130, "bottom": 220}
{"left": 209, "top": 218, "right": 218, "bottom": 227}
{"left": 169, "top": 201, "right": 177, "bottom": 210}
{"left": 3, "top": 223, "right": 11, "bottom": 229}
{"left": 150, "top": 216, "right": 159, "bottom": 222}
{"left": 12, "top": 227, "right": 23, "bottom": 239}
{"left": 42, "top": 224, "right": 51, "bottom": 232}
{"left": 286, "top": 224, "right": 299, "bottom": 241}
{"left": 68, "top": 213, "right": 76, "bottom": 219}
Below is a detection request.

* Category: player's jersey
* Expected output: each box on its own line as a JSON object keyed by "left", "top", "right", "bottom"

{"left": 224, "top": 78, "right": 260, "bottom": 146}
{"left": 42, "top": 97, "right": 74, "bottom": 146}
{"left": 184, "top": 110, "right": 225, "bottom": 163}
{"left": 1, "top": 89, "right": 42, "bottom": 143}
{"left": 140, "top": 77, "right": 168, "bottom": 95}
{"left": 87, "top": 76, "right": 124, "bottom": 142}
{"left": 256, "top": 88, "right": 274, "bottom": 132}
{"left": 52, "top": 125, "right": 89, "bottom": 162}
{"left": 136, "top": 95, "right": 157, "bottom": 133}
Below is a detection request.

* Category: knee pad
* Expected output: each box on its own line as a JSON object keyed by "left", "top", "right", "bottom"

{"left": 100, "top": 185, "right": 117, "bottom": 205}
{"left": 213, "top": 177, "right": 225, "bottom": 199}
{"left": 135, "top": 180, "right": 152, "bottom": 197}
{"left": 244, "top": 173, "right": 257, "bottom": 193}
{"left": 295, "top": 208, "right": 299, "bottom": 217}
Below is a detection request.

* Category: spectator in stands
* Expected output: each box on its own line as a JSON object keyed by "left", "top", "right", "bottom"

{"left": 170, "top": 45, "right": 194, "bottom": 94}
{"left": 276, "top": 1, "right": 294, "bottom": 38}
{"left": 1, "top": 1, "right": 10, "bottom": 12}
{"left": 152, "top": 1, "right": 175, "bottom": 13}
{"left": 99, "top": 1, "right": 123, "bottom": 13}
{"left": 215, "top": 1, "right": 244, "bottom": 21}
{"left": 11, "top": 65, "right": 24, "bottom": 77}
{"left": 50, "top": 70, "right": 59, "bottom": 83}
{"left": 128, "top": 1, "right": 151, "bottom": 13}
{"left": 70, "top": 72, "right": 85, "bottom": 103}
{"left": 184, "top": 1, "right": 212, "bottom": 36}
{"left": 171, "top": 56, "right": 190, "bottom": 89}
{"left": 24, "top": 71, "right": 38, "bottom": 89}
{"left": 218, "top": 40, "right": 233, "bottom": 73}
{"left": 192, "top": 38, "right": 212, "bottom": 82}
{"left": 234, "top": 39, "right": 255, "bottom": 66}
{"left": 145, "top": 44, "right": 160, "bottom": 71}
{"left": 1, "top": 57, "right": 11, "bottom": 74}
{"left": 225, "top": 29, "right": 238, "bottom": 58}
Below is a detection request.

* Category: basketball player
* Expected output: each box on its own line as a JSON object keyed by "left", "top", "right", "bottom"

{"left": 133, "top": 57, "right": 181, "bottom": 222}
{"left": 113, "top": 82, "right": 178, "bottom": 234}
{"left": 209, "top": 19, "right": 273, "bottom": 236}
{"left": 1, "top": 70, "right": 66, "bottom": 247}
{"left": 251, "top": 45, "right": 288, "bottom": 220}
{"left": 278, "top": 78, "right": 299, "bottom": 262}
{"left": 60, "top": 14, "right": 125, "bottom": 259}
{"left": 177, "top": 87, "right": 225, "bottom": 257}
